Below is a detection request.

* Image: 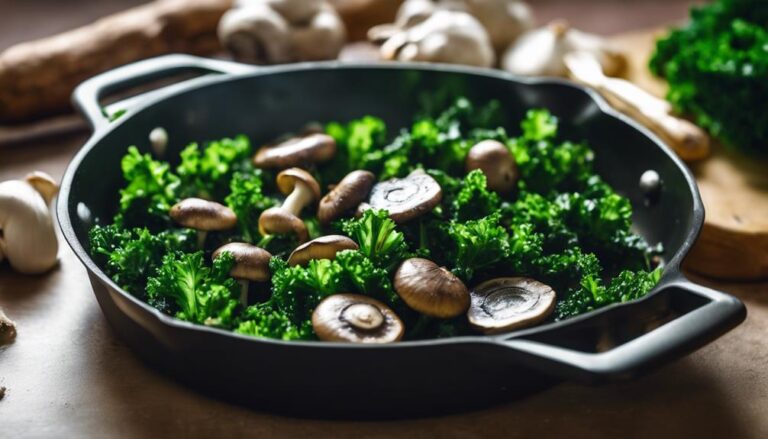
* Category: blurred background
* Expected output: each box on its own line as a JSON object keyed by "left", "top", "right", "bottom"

{"left": 0, "top": 0, "right": 703, "bottom": 50}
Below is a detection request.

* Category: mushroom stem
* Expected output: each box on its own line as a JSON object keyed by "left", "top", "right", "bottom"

{"left": 196, "top": 231, "right": 208, "bottom": 250}
{"left": 282, "top": 181, "right": 314, "bottom": 216}
{"left": 238, "top": 279, "right": 249, "bottom": 306}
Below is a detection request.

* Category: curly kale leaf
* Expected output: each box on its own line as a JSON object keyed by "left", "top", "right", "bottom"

{"left": 236, "top": 303, "right": 314, "bottom": 341}
{"left": 445, "top": 213, "right": 510, "bottom": 282}
{"left": 89, "top": 224, "right": 195, "bottom": 299}
{"left": 225, "top": 170, "right": 279, "bottom": 242}
{"left": 146, "top": 251, "right": 240, "bottom": 327}
{"left": 341, "top": 209, "right": 409, "bottom": 272}
{"left": 322, "top": 116, "right": 388, "bottom": 183}
{"left": 451, "top": 170, "right": 501, "bottom": 221}
{"left": 511, "top": 109, "right": 594, "bottom": 194}
{"left": 650, "top": 0, "right": 768, "bottom": 153}
{"left": 117, "top": 146, "right": 180, "bottom": 229}
{"left": 176, "top": 135, "right": 252, "bottom": 200}
{"left": 555, "top": 268, "right": 662, "bottom": 319}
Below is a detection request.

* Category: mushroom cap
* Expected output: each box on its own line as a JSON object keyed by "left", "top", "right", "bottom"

{"left": 312, "top": 293, "right": 404, "bottom": 343}
{"left": 253, "top": 133, "right": 336, "bottom": 169}
{"left": 466, "top": 140, "right": 519, "bottom": 193}
{"left": 467, "top": 277, "right": 556, "bottom": 334}
{"left": 169, "top": 198, "right": 238, "bottom": 231}
{"left": 258, "top": 207, "right": 309, "bottom": 243}
{"left": 276, "top": 167, "right": 321, "bottom": 200}
{"left": 360, "top": 170, "right": 442, "bottom": 223}
{"left": 394, "top": 258, "right": 469, "bottom": 318}
{"left": 288, "top": 235, "right": 359, "bottom": 266}
{"left": 318, "top": 170, "right": 376, "bottom": 224}
{"left": 212, "top": 242, "right": 272, "bottom": 282}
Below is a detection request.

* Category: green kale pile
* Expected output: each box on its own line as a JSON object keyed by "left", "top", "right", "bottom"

{"left": 89, "top": 98, "right": 661, "bottom": 341}
{"left": 650, "top": 0, "right": 768, "bottom": 154}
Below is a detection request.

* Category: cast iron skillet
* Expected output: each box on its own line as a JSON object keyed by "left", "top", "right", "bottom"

{"left": 58, "top": 54, "right": 745, "bottom": 419}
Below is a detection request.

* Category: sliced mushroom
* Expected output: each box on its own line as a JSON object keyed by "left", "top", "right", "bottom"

{"left": 253, "top": 133, "right": 336, "bottom": 169}
{"left": 170, "top": 198, "right": 238, "bottom": 248}
{"left": 219, "top": 0, "right": 346, "bottom": 64}
{"left": 312, "top": 293, "right": 404, "bottom": 343}
{"left": 466, "top": 140, "right": 518, "bottom": 193}
{"left": 502, "top": 20, "right": 626, "bottom": 77}
{"left": 394, "top": 258, "right": 470, "bottom": 318}
{"left": 0, "top": 173, "right": 59, "bottom": 274}
{"left": 258, "top": 168, "right": 320, "bottom": 243}
{"left": 213, "top": 242, "right": 272, "bottom": 306}
{"left": 467, "top": 277, "right": 556, "bottom": 334}
{"left": 318, "top": 170, "right": 376, "bottom": 225}
{"left": 377, "top": 10, "right": 495, "bottom": 67}
{"left": 287, "top": 235, "right": 359, "bottom": 266}
{"left": 358, "top": 170, "right": 442, "bottom": 223}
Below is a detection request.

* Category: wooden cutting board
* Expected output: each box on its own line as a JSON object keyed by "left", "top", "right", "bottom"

{"left": 611, "top": 29, "right": 768, "bottom": 280}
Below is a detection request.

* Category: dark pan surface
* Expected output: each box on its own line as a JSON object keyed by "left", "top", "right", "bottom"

{"left": 58, "top": 58, "right": 745, "bottom": 418}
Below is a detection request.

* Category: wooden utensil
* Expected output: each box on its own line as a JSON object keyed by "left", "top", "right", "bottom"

{"left": 564, "top": 50, "right": 710, "bottom": 162}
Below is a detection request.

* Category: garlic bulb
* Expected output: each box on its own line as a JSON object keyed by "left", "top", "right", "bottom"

{"left": 502, "top": 20, "right": 626, "bottom": 77}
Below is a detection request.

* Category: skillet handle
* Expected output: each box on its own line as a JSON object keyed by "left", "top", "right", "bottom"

{"left": 498, "top": 277, "right": 745, "bottom": 382}
{"left": 72, "top": 54, "right": 255, "bottom": 131}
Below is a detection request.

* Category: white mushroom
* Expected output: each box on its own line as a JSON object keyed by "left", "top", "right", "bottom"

{"left": 149, "top": 127, "right": 168, "bottom": 158}
{"left": 502, "top": 20, "right": 626, "bottom": 77}
{"left": 0, "top": 172, "right": 59, "bottom": 274}
{"left": 378, "top": 10, "right": 495, "bottom": 67}
{"left": 218, "top": 0, "right": 346, "bottom": 64}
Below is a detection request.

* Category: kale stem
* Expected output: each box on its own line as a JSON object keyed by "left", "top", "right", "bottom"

{"left": 256, "top": 234, "right": 274, "bottom": 249}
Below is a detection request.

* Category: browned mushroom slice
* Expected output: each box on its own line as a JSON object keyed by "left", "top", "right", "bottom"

{"left": 359, "top": 170, "right": 442, "bottom": 223}
{"left": 312, "top": 294, "right": 404, "bottom": 343}
{"left": 213, "top": 242, "right": 272, "bottom": 305}
{"left": 287, "top": 235, "right": 359, "bottom": 266}
{"left": 258, "top": 168, "right": 320, "bottom": 243}
{"left": 393, "top": 258, "right": 469, "bottom": 318}
{"left": 253, "top": 133, "right": 336, "bottom": 169}
{"left": 467, "top": 277, "right": 556, "bottom": 334}
{"left": 170, "top": 198, "right": 238, "bottom": 247}
{"left": 318, "top": 170, "right": 376, "bottom": 224}
{"left": 465, "top": 140, "right": 518, "bottom": 193}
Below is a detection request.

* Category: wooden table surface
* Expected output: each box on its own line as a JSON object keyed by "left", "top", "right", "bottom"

{"left": 3, "top": 1, "right": 768, "bottom": 438}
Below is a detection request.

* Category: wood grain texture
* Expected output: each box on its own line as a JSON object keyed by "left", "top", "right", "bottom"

{"left": 611, "top": 29, "right": 768, "bottom": 280}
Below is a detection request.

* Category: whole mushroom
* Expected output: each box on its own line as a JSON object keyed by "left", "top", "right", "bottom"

{"left": 394, "top": 258, "right": 470, "bottom": 318}
{"left": 312, "top": 293, "right": 405, "bottom": 343}
{"left": 170, "top": 198, "right": 238, "bottom": 248}
{"left": 375, "top": 9, "right": 495, "bottom": 67}
{"left": 0, "top": 172, "right": 59, "bottom": 274}
{"left": 465, "top": 140, "right": 518, "bottom": 193}
{"left": 317, "top": 170, "right": 375, "bottom": 225}
{"left": 502, "top": 20, "right": 626, "bottom": 77}
{"left": 253, "top": 132, "right": 336, "bottom": 169}
{"left": 287, "top": 235, "right": 359, "bottom": 266}
{"left": 258, "top": 168, "right": 320, "bottom": 243}
{"left": 464, "top": 0, "right": 534, "bottom": 53}
{"left": 358, "top": 170, "right": 442, "bottom": 223}
{"left": 218, "top": 0, "right": 346, "bottom": 64}
{"left": 213, "top": 242, "right": 272, "bottom": 306}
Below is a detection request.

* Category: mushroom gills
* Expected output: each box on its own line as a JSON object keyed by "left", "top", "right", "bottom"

{"left": 468, "top": 277, "right": 556, "bottom": 334}
{"left": 312, "top": 294, "right": 404, "bottom": 343}
{"left": 360, "top": 171, "right": 442, "bottom": 223}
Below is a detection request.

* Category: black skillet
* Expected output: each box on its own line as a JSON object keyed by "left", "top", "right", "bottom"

{"left": 57, "top": 54, "right": 746, "bottom": 419}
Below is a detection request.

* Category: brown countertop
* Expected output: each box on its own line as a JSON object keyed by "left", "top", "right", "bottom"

{"left": 2, "top": 1, "right": 767, "bottom": 437}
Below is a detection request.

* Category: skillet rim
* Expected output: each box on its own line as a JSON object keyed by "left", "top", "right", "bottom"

{"left": 57, "top": 60, "right": 705, "bottom": 350}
